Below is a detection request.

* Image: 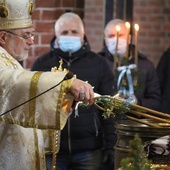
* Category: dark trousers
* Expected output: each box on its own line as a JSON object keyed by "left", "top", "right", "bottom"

{"left": 46, "top": 149, "right": 102, "bottom": 170}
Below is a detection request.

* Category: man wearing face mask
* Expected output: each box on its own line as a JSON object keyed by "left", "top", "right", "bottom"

{"left": 106, "top": 32, "right": 127, "bottom": 58}
{"left": 98, "top": 18, "right": 161, "bottom": 170}
{"left": 99, "top": 19, "right": 161, "bottom": 111}
{"left": 31, "top": 12, "right": 115, "bottom": 170}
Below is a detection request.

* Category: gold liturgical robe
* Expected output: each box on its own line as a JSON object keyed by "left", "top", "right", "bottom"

{"left": 0, "top": 47, "right": 73, "bottom": 170}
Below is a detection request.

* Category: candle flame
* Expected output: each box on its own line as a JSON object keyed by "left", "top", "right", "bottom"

{"left": 125, "top": 22, "right": 130, "bottom": 29}
{"left": 116, "top": 25, "right": 121, "bottom": 32}
{"left": 134, "top": 24, "right": 139, "bottom": 31}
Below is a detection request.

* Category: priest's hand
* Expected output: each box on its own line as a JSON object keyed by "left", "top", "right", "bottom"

{"left": 71, "top": 79, "right": 94, "bottom": 105}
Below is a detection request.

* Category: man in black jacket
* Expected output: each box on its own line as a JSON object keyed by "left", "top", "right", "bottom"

{"left": 156, "top": 47, "right": 170, "bottom": 113}
{"left": 99, "top": 19, "right": 161, "bottom": 111}
{"left": 31, "top": 12, "right": 115, "bottom": 170}
{"left": 98, "top": 19, "right": 161, "bottom": 169}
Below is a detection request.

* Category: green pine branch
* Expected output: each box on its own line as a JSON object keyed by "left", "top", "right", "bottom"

{"left": 118, "top": 135, "right": 152, "bottom": 170}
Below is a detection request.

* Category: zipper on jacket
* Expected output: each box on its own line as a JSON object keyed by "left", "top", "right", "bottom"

{"left": 68, "top": 117, "right": 72, "bottom": 154}
{"left": 94, "top": 115, "right": 99, "bottom": 137}
{"left": 58, "top": 55, "right": 79, "bottom": 68}
{"left": 69, "top": 51, "right": 71, "bottom": 57}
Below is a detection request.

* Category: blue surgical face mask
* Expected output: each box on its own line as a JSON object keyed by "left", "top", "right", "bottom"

{"left": 107, "top": 37, "right": 127, "bottom": 56}
{"left": 58, "top": 36, "right": 82, "bottom": 53}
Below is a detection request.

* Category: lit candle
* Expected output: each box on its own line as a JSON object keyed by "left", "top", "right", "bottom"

{"left": 134, "top": 24, "right": 139, "bottom": 66}
{"left": 115, "top": 25, "right": 120, "bottom": 65}
{"left": 125, "top": 22, "right": 130, "bottom": 58}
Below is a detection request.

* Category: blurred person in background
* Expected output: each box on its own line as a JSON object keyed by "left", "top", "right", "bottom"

{"left": 98, "top": 19, "right": 161, "bottom": 170}
{"left": 99, "top": 19, "right": 161, "bottom": 111}
{"left": 156, "top": 47, "right": 170, "bottom": 113}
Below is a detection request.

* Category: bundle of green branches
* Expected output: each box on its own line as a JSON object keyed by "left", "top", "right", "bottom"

{"left": 92, "top": 94, "right": 170, "bottom": 128}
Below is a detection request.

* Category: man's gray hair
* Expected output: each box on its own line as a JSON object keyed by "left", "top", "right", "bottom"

{"left": 54, "top": 12, "right": 85, "bottom": 35}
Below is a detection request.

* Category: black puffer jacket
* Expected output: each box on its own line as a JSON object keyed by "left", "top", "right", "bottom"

{"left": 31, "top": 36, "right": 116, "bottom": 153}
{"left": 156, "top": 47, "right": 170, "bottom": 113}
{"left": 98, "top": 44, "right": 161, "bottom": 111}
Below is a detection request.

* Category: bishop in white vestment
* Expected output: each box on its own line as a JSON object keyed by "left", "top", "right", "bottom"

{"left": 0, "top": 1, "right": 95, "bottom": 169}
{"left": 0, "top": 46, "right": 73, "bottom": 170}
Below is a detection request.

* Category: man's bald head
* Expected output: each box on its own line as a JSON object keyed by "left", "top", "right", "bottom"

{"left": 104, "top": 19, "right": 128, "bottom": 38}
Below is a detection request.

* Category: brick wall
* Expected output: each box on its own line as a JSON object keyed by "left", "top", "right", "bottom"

{"left": 133, "top": 0, "right": 170, "bottom": 66}
{"left": 84, "top": 0, "right": 105, "bottom": 52}
{"left": 25, "top": 0, "right": 170, "bottom": 68}
{"left": 84, "top": 0, "right": 170, "bottom": 67}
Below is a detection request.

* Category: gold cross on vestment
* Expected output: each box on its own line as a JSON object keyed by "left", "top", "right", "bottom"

{"left": 0, "top": 53, "right": 18, "bottom": 69}
{"left": 58, "top": 59, "right": 63, "bottom": 71}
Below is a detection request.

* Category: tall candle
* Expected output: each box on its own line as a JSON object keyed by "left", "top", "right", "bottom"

{"left": 125, "top": 22, "right": 130, "bottom": 58}
{"left": 115, "top": 25, "right": 120, "bottom": 64}
{"left": 134, "top": 24, "right": 139, "bottom": 66}
{"left": 113, "top": 25, "right": 121, "bottom": 72}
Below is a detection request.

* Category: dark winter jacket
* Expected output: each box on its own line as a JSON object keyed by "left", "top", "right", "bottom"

{"left": 156, "top": 47, "right": 170, "bottom": 113}
{"left": 98, "top": 44, "right": 161, "bottom": 111}
{"left": 31, "top": 36, "right": 116, "bottom": 154}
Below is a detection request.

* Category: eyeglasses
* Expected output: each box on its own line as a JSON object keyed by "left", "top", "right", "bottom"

{"left": 5, "top": 31, "right": 35, "bottom": 41}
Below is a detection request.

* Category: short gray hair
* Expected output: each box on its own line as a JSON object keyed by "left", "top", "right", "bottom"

{"left": 54, "top": 12, "right": 84, "bottom": 36}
